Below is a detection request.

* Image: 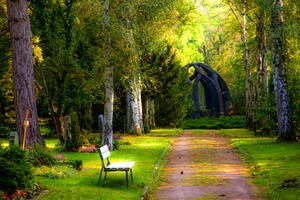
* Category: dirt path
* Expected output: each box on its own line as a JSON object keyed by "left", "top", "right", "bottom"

{"left": 151, "top": 130, "right": 260, "bottom": 200}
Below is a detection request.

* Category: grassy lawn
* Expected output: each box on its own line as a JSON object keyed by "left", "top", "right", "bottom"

{"left": 1, "top": 128, "right": 299, "bottom": 199}
{"left": 35, "top": 129, "right": 178, "bottom": 199}
{"left": 219, "top": 129, "right": 300, "bottom": 200}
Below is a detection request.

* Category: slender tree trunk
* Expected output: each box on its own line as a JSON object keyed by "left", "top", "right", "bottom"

{"left": 149, "top": 99, "right": 156, "bottom": 129}
{"left": 255, "top": 8, "right": 269, "bottom": 133}
{"left": 102, "top": 0, "right": 113, "bottom": 149}
{"left": 124, "top": 4, "right": 143, "bottom": 135}
{"left": 6, "top": 0, "right": 44, "bottom": 147}
{"left": 270, "top": 0, "right": 296, "bottom": 142}
{"left": 242, "top": 6, "right": 255, "bottom": 130}
{"left": 137, "top": 76, "right": 143, "bottom": 132}
{"left": 143, "top": 97, "right": 150, "bottom": 133}
{"left": 127, "top": 76, "right": 143, "bottom": 135}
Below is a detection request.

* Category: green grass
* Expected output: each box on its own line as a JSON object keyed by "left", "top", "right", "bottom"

{"left": 32, "top": 129, "right": 174, "bottom": 199}
{"left": 2, "top": 128, "right": 300, "bottom": 199}
{"left": 219, "top": 129, "right": 300, "bottom": 200}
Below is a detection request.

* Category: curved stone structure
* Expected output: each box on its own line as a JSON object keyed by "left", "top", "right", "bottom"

{"left": 186, "top": 62, "right": 233, "bottom": 118}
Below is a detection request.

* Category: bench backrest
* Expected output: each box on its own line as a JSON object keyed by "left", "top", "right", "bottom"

{"left": 98, "top": 145, "right": 111, "bottom": 167}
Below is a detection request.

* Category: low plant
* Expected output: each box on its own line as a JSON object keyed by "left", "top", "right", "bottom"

{"left": 0, "top": 145, "right": 34, "bottom": 195}
{"left": 26, "top": 147, "right": 57, "bottom": 167}
{"left": 35, "top": 166, "right": 77, "bottom": 179}
{"left": 2, "top": 182, "right": 42, "bottom": 200}
{"left": 113, "top": 139, "right": 120, "bottom": 150}
{"left": 181, "top": 116, "right": 246, "bottom": 129}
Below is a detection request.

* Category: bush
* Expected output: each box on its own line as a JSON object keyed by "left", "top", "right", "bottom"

{"left": 26, "top": 147, "right": 57, "bottom": 167}
{"left": 0, "top": 145, "right": 34, "bottom": 195}
{"left": 181, "top": 116, "right": 246, "bottom": 129}
{"left": 65, "top": 109, "right": 84, "bottom": 151}
{"left": 0, "top": 126, "right": 10, "bottom": 138}
{"left": 113, "top": 139, "right": 120, "bottom": 150}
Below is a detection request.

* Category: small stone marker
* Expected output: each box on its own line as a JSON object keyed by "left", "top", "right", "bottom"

{"left": 98, "top": 115, "right": 103, "bottom": 133}
{"left": 9, "top": 132, "right": 18, "bottom": 145}
{"left": 64, "top": 115, "right": 72, "bottom": 146}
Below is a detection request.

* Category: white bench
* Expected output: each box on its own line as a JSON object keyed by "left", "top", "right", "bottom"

{"left": 98, "top": 145, "right": 135, "bottom": 187}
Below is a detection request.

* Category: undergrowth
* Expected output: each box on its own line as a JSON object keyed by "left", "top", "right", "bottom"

{"left": 181, "top": 115, "right": 245, "bottom": 129}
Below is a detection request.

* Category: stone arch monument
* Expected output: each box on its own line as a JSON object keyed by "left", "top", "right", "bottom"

{"left": 186, "top": 62, "right": 233, "bottom": 118}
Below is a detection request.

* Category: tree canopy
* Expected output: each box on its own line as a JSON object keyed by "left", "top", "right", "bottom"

{"left": 0, "top": 0, "right": 299, "bottom": 145}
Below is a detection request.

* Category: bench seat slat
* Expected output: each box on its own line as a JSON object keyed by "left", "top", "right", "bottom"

{"left": 106, "top": 161, "right": 135, "bottom": 170}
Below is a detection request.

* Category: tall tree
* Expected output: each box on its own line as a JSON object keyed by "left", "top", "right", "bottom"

{"left": 254, "top": 0, "right": 269, "bottom": 133}
{"left": 102, "top": 0, "right": 114, "bottom": 149}
{"left": 229, "top": 1, "right": 256, "bottom": 129}
{"left": 241, "top": 4, "right": 255, "bottom": 130}
{"left": 6, "top": 0, "right": 44, "bottom": 147}
{"left": 270, "top": 0, "right": 296, "bottom": 141}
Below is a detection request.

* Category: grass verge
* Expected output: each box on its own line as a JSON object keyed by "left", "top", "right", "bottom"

{"left": 219, "top": 129, "right": 300, "bottom": 200}
{"left": 0, "top": 129, "right": 176, "bottom": 199}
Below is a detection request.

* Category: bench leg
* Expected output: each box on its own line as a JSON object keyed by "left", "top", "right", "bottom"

{"left": 130, "top": 169, "right": 133, "bottom": 182}
{"left": 98, "top": 167, "right": 103, "bottom": 184}
{"left": 126, "top": 171, "right": 128, "bottom": 188}
{"left": 104, "top": 171, "right": 107, "bottom": 180}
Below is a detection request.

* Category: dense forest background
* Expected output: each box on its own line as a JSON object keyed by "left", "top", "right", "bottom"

{"left": 0, "top": 0, "right": 299, "bottom": 145}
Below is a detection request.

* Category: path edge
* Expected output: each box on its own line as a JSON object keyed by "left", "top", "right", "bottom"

{"left": 141, "top": 141, "right": 173, "bottom": 200}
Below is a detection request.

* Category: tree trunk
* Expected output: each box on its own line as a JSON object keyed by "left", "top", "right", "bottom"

{"left": 255, "top": 8, "right": 269, "bottom": 133}
{"left": 137, "top": 76, "right": 143, "bottom": 132}
{"left": 124, "top": 4, "right": 143, "bottom": 135}
{"left": 242, "top": 6, "right": 255, "bottom": 130}
{"left": 102, "top": 0, "right": 113, "bottom": 149}
{"left": 6, "top": 0, "right": 44, "bottom": 147}
{"left": 149, "top": 99, "right": 156, "bottom": 129}
{"left": 127, "top": 76, "right": 143, "bottom": 135}
{"left": 270, "top": 0, "right": 296, "bottom": 142}
{"left": 143, "top": 97, "right": 150, "bottom": 133}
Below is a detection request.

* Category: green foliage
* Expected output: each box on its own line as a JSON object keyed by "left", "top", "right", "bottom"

{"left": 0, "top": 145, "right": 34, "bottom": 195}
{"left": 0, "top": 126, "right": 10, "bottom": 138}
{"left": 113, "top": 139, "right": 120, "bottom": 150}
{"left": 35, "top": 166, "right": 77, "bottom": 179}
{"left": 65, "top": 109, "right": 84, "bottom": 151}
{"left": 61, "top": 160, "right": 83, "bottom": 171}
{"left": 141, "top": 45, "right": 192, "bottom": 127}
{"left": 181, "top": 116, "right": 246, "bottom": 129}
{"left": 26, "top": 147, "right": 57, "bottom": 167}
{"left": 0, "top": 66, "right": 14, "bottom": 130}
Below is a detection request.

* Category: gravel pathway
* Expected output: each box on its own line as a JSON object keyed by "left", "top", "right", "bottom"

{"left": 151, "top": 130, "right": 261, "bottom": 200}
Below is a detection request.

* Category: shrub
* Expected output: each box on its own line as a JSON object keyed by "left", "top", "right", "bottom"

{"left": 26, "top": 147, "right": 57, "bottom": 167}
{"left": 0, "top": 126, "right": 10, "bottom": 138}
{"left": 181, "top": 116, "right": 246, "bottom": 129}
{"left": 65, "top": 109, "right": 83, "bottom": 151}
{"left": 0, "top": 145, "right": 34, "bottom": 195}
{"left": 113, "top": 139, "right": 120, "bottom": 150}
{"left": 87, "top": 134, "right": 102, "bottom": 147}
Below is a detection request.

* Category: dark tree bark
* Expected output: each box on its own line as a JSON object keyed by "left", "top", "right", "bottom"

{"left": 270, "top": 0, "right": 296, "bottom": 142}
{"left": 6, "top": 0, "right": 44, "bottom": 147}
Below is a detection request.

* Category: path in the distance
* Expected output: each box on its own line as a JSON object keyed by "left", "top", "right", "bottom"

{"left": 151, "top": 130, "right": 260, "bottom": 200}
